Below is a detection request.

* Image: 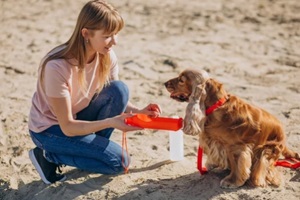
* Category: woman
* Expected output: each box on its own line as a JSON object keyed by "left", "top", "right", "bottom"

{"left": 28, "top": 0, "right": 161, "bottom": 184}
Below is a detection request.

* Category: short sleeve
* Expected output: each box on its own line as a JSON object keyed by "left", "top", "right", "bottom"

{"left": 43, "top": 61, "right": 70, "bottom": 98}
{"left": 109, "top": 50, "right": 119, "bottom": 80}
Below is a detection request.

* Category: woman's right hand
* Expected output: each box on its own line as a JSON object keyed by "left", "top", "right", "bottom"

{"left": 110, "top": 113, "right": 144, "bottom": 132}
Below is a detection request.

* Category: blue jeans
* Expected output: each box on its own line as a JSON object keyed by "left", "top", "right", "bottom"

{"left": 29, "top": 81, "right": 130, "bottom": 174}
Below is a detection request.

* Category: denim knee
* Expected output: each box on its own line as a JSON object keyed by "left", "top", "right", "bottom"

{"left": 107, "top": 80, "right": 129, "bottom": 107}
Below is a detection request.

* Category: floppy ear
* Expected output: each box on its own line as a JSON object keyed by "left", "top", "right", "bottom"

{"left": 183, "top": 84, "right": 206, "bottom": 136}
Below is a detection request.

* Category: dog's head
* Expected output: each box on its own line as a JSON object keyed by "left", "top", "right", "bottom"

{"left": 165, "top": 69, "right": 209, "bottom": 136}
{"left": 164, "top": 68, "right": 209, "bottom": 102}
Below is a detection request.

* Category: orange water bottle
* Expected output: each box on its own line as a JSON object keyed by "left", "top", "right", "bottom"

{"left": 124, "top": 114, "right": 183, "bottom": 131}
{"left": 125, "top": 114, "right": 184, "bottom": 161}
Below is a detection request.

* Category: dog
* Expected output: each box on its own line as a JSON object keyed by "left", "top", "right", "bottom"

{"left": 164, "top": 68, "right": 300, "bottom": 188}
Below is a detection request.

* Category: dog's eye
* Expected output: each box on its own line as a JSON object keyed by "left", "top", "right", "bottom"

{"left": 179, "top": 76, "right": 186, "bottom": 84}
{"left": 179, "top": 78, "right": 183, "bottom": 83}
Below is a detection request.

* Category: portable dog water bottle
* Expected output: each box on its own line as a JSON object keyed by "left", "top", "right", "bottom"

{"left": 124, "top": 114, "right": 184, "bottom": 161}
{"left": 124, "top": 114, "right": 183, "bottom": 131}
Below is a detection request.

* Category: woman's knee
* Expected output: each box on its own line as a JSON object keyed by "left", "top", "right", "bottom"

{"left": 107, "top": 81, "right": 129, "bottom": 100}
{"left": 100, "top": 81, "right": 129, "bottom": 109}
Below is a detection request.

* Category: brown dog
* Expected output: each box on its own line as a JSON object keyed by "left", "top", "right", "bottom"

{"left": 164, "top": 68, "right": 299, "bottom": 188}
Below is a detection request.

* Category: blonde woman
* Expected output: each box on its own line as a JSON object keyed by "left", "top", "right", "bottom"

{"left": 28, "top": 0, "right": 161, "bottom": 184}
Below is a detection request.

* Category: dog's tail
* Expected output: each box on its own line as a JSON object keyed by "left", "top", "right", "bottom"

{"left": 250, "top": 142, "right": 282, "bottom": 187}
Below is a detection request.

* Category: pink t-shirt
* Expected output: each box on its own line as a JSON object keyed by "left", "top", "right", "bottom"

{"left": 28, "top": 49, "right": 119, "bottom": 133}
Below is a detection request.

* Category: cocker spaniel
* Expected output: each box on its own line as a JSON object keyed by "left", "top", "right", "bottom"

{"left": 164, "top": 68, "right": 300, "bottom": 188}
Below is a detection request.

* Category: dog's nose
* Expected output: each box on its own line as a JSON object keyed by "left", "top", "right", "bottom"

{"left": 164, "top": 81, "right": 169, "bottom": 87}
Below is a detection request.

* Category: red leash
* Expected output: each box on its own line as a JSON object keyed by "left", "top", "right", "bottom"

{"left": 197, "top": 97, "right": 226, "bottom": 175}
{"left": 197, "top": 146, "right": 208, "bottom": 175}
{"left": 121, "top": 132, "right": 130, "bottom": 173}
{"left": 275, "top": 158, "right": 300, "bottom": 169}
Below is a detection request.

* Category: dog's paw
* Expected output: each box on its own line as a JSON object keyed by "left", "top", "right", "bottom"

{"left": 205, "top": 162, "right": 217, "bottom": 171}
{"left": 183, "top": 121, "right": 201, "bottom": 136}
{"left": 211, "top": 167, "right": 226, "bottom": 174}
{"left": 249, "top": 178, "right": 268, "bottom": 188}
{"left": 220, "top": 177, "right": 243, "bottom": 189}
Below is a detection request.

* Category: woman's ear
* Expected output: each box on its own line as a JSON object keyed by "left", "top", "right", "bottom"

{"left": 81, "top": 28, "right": 89, "bottom": 40}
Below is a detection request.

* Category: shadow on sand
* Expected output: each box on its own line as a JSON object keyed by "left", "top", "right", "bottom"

{"left": 2, "top": 161, "right": 299, "bottom": 200}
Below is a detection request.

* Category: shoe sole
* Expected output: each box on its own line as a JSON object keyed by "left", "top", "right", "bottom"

{"left": 29, "top": 149, "right": 66, "bottom": 184}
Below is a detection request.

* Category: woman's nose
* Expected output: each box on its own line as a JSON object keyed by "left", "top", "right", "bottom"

{"left": 111, "top": 35, "right": 117, "bottom": 45}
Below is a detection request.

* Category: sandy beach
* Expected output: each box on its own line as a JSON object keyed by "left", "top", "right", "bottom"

{"left": 0, "top": 0, "right": 299, "bottom": 199}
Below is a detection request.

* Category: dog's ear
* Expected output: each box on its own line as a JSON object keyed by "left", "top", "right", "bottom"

{"left": 183, "top": 84, "right": 206, "bottom": 136}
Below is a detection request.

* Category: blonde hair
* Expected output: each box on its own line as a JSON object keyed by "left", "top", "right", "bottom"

{"left": 40, "top": 0, "right": 124, "bottom": 93}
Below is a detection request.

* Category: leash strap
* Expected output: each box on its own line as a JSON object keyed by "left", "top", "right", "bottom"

{"left": 122, "top": 131, "right": 130, "bottom": 173}
{"left": 275, "top": 158, "right": 300, "bottom": 169}
{"left": 197, "top": 146, "right": 208, "bottom": 175}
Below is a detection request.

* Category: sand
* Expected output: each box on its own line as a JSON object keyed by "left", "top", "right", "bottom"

{"left": 0, "top": 0, "right": 299, "bottom": 199}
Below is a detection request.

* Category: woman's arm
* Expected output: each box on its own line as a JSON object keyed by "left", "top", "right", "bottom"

{"left": 125, "top": 101, "right": 140, "bottom": 113}
{"left": 48, "top": 96, "right": 143, "bottom": 137}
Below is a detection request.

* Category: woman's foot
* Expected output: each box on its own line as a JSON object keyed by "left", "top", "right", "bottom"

{"left": 29, "top": 147, "right": 66, "bottom": 184}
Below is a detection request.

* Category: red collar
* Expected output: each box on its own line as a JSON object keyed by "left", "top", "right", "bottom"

{"left": 205, "top": 97, "right": 227, "bottom": 115}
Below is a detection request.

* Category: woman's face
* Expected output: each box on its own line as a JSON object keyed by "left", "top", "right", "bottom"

{"left": 87, "top": 29, "right": 118, "bottom": 55}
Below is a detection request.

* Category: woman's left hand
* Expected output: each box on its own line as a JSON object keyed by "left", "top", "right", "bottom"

{"left": 139, "top": 103, "right": 162, "bottom": 117}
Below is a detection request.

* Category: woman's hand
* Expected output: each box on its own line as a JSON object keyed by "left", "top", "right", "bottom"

{"left": 138, "top": 103, "right": 162, "bottom": 117}
{"left": 110, "top": 113, "right": 144, "bottom": 132}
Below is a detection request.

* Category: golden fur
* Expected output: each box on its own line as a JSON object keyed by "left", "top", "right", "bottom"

{"left": 164, "top": 68, "right": 300, "bottom": 188}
